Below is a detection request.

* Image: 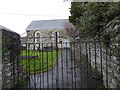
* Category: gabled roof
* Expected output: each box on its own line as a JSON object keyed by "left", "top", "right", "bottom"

{"left": 26, "top": 19, "right": 69, "bottom": 31}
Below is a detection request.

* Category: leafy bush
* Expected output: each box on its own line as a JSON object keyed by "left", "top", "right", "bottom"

{"left": 69, "top": 2, "right": 120, "bottom": 40}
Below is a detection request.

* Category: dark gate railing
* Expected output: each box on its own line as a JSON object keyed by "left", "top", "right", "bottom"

{"left": 17, "top": 36, "right": 107, "bottom": 89}
{"left": 4, "top": 36, "right": 119, "bottom": 89}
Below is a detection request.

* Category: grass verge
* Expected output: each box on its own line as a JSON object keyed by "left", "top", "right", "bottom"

{"left": 21, "top": 49, "right": 61, "bottom": 73}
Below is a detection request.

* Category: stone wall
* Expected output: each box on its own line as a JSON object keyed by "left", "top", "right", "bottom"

{"left": 82, "top": 41, "right": 119, "bottom": 88}
{"left": 73, "top": 16, "right": 120, "bottom": 88}
{"left": 0, "top": 25, "right": 21, "bottom": 89}
{"left": 104, "top": 16, "right": 120, "bottom": 88}
{"left": 0, "top": 28, "right": 2, "bottom": 90}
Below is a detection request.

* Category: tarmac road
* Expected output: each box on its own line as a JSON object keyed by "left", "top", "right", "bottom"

{"left": 25, "top": 48, "right": 102, "bottom": 89}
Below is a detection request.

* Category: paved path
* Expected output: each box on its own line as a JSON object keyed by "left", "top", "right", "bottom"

{"left": 25, "top": 49, "right": 102, "bottom": 89}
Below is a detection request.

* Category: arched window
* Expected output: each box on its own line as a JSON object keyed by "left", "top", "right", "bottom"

{"left": 36, "top": 33, "right": 40, "bottom": 43}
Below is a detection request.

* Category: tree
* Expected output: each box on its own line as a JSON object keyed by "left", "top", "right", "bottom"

{"left": 69, "top": 2, "right": 120, "bottom": 40}
{"left": 64, "top": 22, "right": 77, "bottom": 39}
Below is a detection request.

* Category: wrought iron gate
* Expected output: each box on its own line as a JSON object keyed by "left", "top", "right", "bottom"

{"left": 17, "top": 36, "right": 106, "bottom": 89}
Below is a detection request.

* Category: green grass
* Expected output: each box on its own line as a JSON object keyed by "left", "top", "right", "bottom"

{"left": 21, "top": 49, "right": 61, "bottom": 73}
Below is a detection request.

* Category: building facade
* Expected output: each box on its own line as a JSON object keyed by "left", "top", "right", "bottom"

{"left": 26, "top": 19, "right": 70, "bottom": 49}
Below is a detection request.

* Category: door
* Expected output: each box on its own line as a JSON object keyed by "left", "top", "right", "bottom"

{"left": 64, "top": 39, "right": 69, "bottom": 48}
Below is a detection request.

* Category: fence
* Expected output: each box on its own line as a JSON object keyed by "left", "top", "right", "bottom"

{"left": 73, "top": 40, "right": 119, "bottom": 88}
{"left": 19, "top": 37, "right": 104, "bottom": 89}
{"left": 1, "top": 35, "right": 120, "bottom": 89}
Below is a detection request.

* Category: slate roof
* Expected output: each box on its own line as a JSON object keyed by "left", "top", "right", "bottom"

{"left": 26, "top": 19, "right": 69, "bottom": 31}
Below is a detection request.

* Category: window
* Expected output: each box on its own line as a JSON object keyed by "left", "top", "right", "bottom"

{"left": 36, "top": 33, "right": 40, "bottom": 43}
{"left": 54, "top": 32, "right": 58, "bottom": 43}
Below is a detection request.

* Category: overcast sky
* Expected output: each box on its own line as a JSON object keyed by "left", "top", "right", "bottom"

{"left": 0, "top": 0, "right": 71, "bottom": 36}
